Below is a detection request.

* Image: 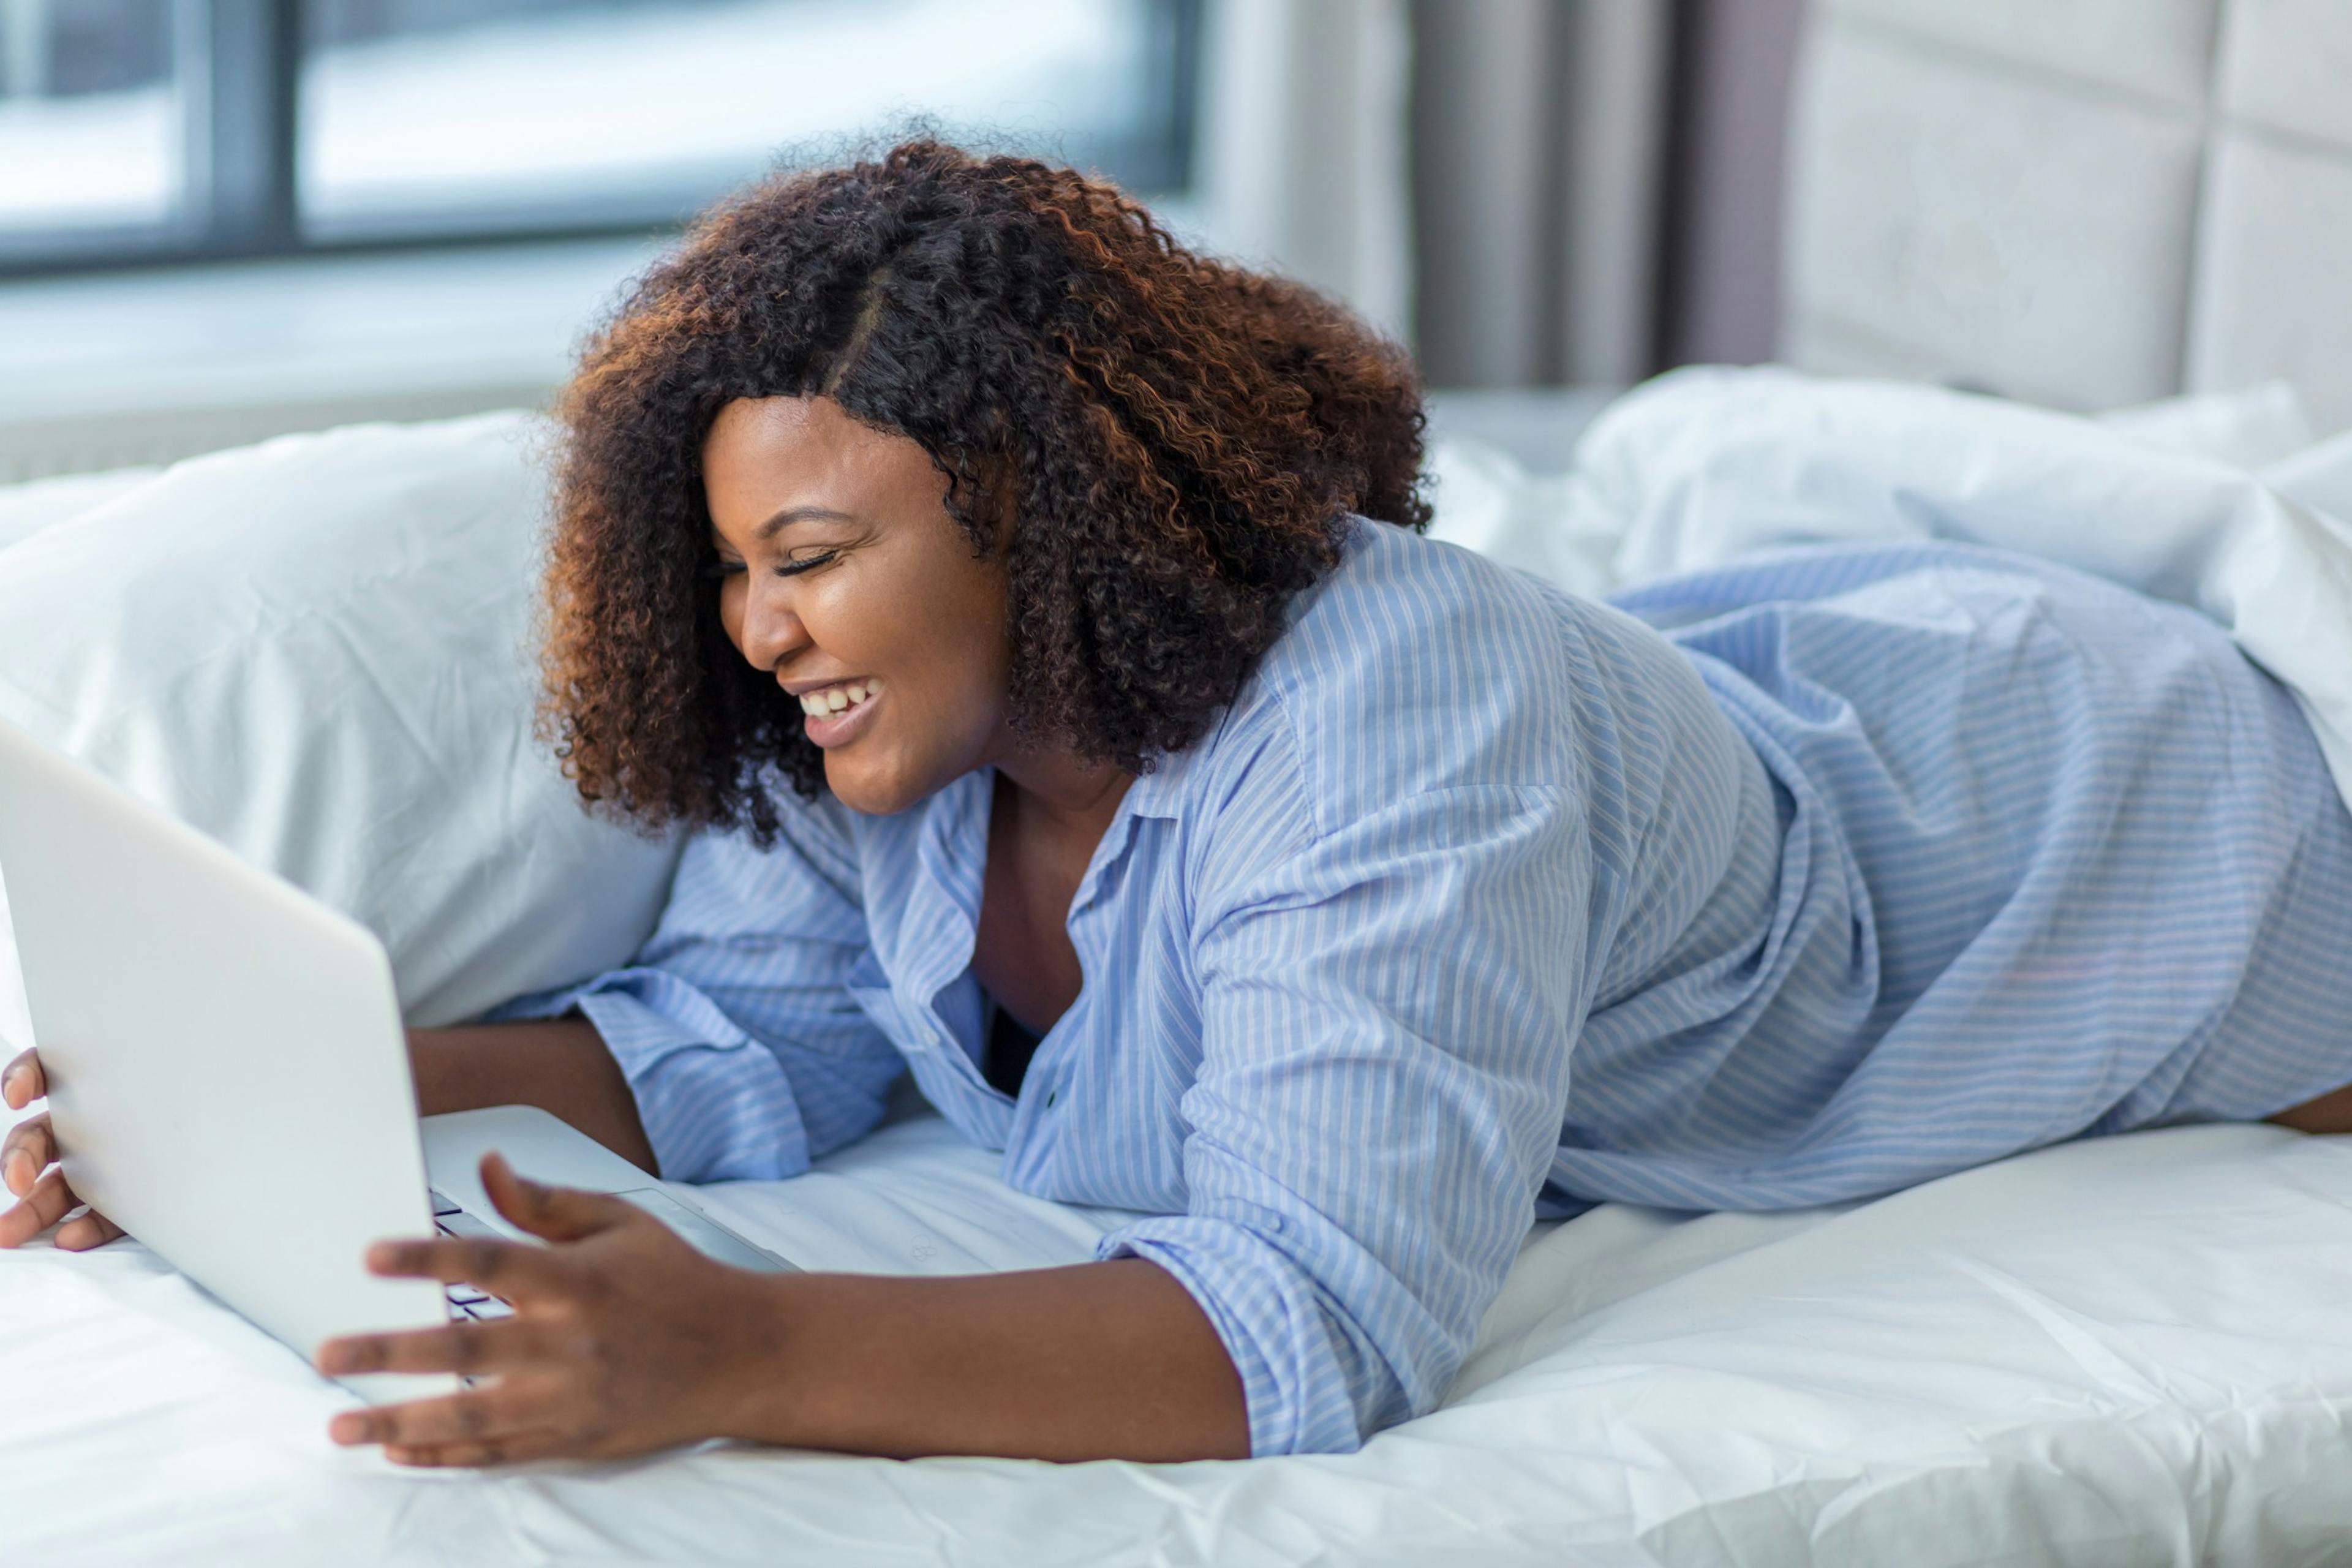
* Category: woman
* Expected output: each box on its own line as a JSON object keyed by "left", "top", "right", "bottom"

{"left": 6, "top": 139, "right": 2350, "bottom": 1469}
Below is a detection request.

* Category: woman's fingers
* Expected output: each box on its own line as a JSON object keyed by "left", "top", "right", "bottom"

{"left": 362, "top": 1232, "right": 571, "bottom": 1303}
{"left": 479, "top": 1150, "right": 637, "bottom": 1245}
{"left": 325, "top": 1170, "right": 748, "bottom": 1468}
{"left": 0, "top": 1164, "right": 86, "bottom": 1247}
{"left": 1, "top": 1047, "right": 41, "bottom": 1110}
{"left": 0, "top": 1088, "right": 122, "bottom": 1250}
{"left": 0, "top": 1171, "right": 49, "bottom": 1247}
{"left": 54, "top": 1208, "right": 123, "bottom": 1250}
{"left": 318, "top": 1317, "right": 545, "bottom": 1379}
{"left": 327, "top": 1375, "right": 555, "bottom": 1450}
{"left": 2, "top": 1110, "right": 51, "bottom": 1196}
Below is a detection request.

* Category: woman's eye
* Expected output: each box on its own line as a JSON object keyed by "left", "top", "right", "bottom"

{"left": 773, "top": 551, "right": 838, "bottom": 578}
{"left": 705, "top": 558, "right": 745, "bottom": 580}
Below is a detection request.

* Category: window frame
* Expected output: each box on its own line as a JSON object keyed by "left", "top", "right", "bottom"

{"left": 0, "top": 0, "right": 1200, "bottom": 281}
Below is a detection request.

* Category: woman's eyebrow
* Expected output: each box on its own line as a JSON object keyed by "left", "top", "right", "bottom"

{"left": 754, "top": 504, "right": 855, "bottom": 541}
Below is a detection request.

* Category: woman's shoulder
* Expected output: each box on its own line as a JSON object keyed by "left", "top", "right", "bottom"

{"left": 1196, "top": 520, "right": 1598, "bottom": 823}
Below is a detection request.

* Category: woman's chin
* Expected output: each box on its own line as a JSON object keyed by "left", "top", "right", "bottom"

{"left": 823, "top": 752, "right": 930, "bottom": 818}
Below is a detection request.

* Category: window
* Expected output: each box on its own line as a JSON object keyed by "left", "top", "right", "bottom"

{"left": 0, "top": 0, "right": 1198, "bottom": 274}
{"left": 0, "top": 0, "right": 189, "bottom": 242}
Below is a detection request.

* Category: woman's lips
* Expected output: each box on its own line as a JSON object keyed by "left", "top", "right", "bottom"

{"left": 803, "top": 685, "right": 880, "bottom": 748}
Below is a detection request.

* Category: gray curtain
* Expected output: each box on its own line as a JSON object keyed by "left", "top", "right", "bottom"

{"left": 1409, "top": 0, "right": 1675, "bottom": 388}
{"left": 1189, "top": 0, "right": 1414, "bottom": 340}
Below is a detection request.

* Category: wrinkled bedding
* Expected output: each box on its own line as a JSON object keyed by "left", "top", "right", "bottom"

{"left": 4, "top": 1109, "right": 2350, "bottom": 1566}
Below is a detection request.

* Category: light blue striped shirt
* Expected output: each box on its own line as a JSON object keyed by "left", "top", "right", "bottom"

{"left": 492, "top": 522, "right": 2352, "bottom": 1457}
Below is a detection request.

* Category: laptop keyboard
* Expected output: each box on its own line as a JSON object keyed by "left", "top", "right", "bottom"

{"left": 427, "top": 1188, "right": 514, "bottom": 1320}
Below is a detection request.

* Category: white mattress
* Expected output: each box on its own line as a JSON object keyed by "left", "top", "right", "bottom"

{"left": 4, "top": 1102, "right": 2351, "bottom": 1565}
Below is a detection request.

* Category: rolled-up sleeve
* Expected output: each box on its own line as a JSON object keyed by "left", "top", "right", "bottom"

{"left": 487, "top": 799, "right": 900, "bottom": 1183}
{"left": 1096, "top": 780, "right": 1593, "bottom": 1456}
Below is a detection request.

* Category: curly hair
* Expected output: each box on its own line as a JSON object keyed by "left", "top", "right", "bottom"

{"left": 540, "top": 136, "right": 1430, "bottom": 845}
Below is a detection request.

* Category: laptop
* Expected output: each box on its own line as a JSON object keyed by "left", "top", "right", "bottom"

{"left": 0, "top": 717, "right": 796, "bottom": 1406}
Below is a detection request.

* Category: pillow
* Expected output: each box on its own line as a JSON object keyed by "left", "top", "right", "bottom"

{"left": 1421, "top": 435, "right": 1621, "bottom": 598}
{"left": 2265, "top": 426, "right": 2352, "bottom": 537}
{"left": 0, "top": 413, "right": 684, "bottom": 1055}
{"left": 1575, "top": 366, "right": 2352, "bottom": 821}
{"left": 2095, "top": 380, "right": 2316, "bottom": 470}
{"left": 0, "top": 466, "right": 160, "bottom": 553}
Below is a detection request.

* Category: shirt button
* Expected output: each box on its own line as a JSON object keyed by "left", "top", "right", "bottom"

{"left": 1046, "top": 1090, "right": 1058, "bottom": 1107}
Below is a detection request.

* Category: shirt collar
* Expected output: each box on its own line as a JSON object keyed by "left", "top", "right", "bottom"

{"left": 1123, "top": 736, "right": 1204, "bottom": 821}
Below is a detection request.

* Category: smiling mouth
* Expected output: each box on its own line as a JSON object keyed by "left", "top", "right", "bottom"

{"left": 797, "top": 678, "right": 880, "bottom": 745}
{"left": 796, "top": 677, "right": 878, "bottom": 718}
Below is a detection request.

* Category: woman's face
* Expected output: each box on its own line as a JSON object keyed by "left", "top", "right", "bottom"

{"left": 702, "top": 394, "right": 1012, "bottom": 816}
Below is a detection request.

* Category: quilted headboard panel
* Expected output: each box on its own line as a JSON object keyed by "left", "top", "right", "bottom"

{"left": 1780, "top": 0, "right": 2352, "bottom": 431}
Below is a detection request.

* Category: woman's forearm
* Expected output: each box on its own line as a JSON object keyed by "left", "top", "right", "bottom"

{"left": 715, "top": 1257, "right": 1251, "bottom": 1463}
{"left": 405, "top": 1019, "right": 658, "bottom": 1175}
{"left": 407, "top": 1028, "right": 1247, "bottom": 1458}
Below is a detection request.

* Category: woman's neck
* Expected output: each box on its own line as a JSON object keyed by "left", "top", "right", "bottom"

{"left": 988, "top": 744, "right": 1133, "bottom": 840}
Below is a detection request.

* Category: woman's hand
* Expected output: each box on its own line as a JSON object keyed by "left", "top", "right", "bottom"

{"left": 0, "top": 1047, "right": 124, "bottom": 1250}
{"left": 315, "top": 1151, "right": 780, "bottom": 1467}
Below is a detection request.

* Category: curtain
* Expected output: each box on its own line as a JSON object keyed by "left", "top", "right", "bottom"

{"left": 1410, "top": 0, "right": 1675, "bottom": 388}
{"left": 1185, "top": 0, "right": 1414, "bottom": 341}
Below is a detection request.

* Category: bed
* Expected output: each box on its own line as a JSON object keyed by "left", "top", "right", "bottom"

{"left": 7, "top": 1, "right": 2352, "bottom": 1563}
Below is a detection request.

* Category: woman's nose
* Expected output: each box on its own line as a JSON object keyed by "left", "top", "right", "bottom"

{"left": 737, "top": 579, "right": 812, "bottom": 673}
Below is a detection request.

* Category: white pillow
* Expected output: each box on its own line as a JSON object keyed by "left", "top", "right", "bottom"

{"left": 2266, "top": 426, "right": 2352, "bottom": 537}
{"left": 1421, "top": 436, "right": 1622, "bottom": 598}
{"left": 2095, "top": 379, "right": 2316, "bottom": 470}
{"left": 0, "top": 413, "right": 683, "bottom": 1053}
{"left": 1412, "top": 382, "right": 2339, "bottom": 616}
{"left": 0, "top": 466, "right": 160, "bottom": 552}
{"left": 1575, "top": 366, "right": 2352, "bottom": 821}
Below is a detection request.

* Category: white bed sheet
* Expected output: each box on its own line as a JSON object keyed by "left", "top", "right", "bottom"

{"left": 4, "top": 1107, "right": 2350, "bottom": 1566}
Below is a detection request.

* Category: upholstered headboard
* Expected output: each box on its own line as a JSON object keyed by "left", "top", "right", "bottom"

{"left": 1779, "top": 0, "right": 2352, "bottom": 430}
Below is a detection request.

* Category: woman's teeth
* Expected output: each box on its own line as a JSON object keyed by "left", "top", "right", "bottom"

{"left": 799, "top": 679, "right": 878, "bottom": 718}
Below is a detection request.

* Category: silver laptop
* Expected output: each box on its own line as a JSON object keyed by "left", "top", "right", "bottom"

{"left": 0, "top": 717, "right": 795, "bottom": 1406}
